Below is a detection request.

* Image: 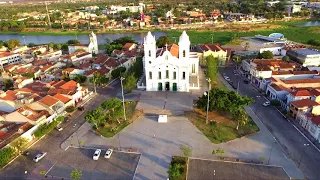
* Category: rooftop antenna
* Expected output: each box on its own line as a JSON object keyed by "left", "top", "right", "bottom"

{"left": 45, "top": 1, "right": 52, "bottom": 28}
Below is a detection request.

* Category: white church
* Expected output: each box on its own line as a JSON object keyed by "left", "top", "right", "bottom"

{"left": 143, "top": 31, "right": 199, "bottom": 92}
{"left": 68, "top": 31, "right": 98, "bottom": 55}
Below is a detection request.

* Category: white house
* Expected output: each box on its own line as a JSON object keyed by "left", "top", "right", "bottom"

{"left": 296, "top": 112, "right": 320, "bottom": 143}
{"left": 143, "top": 31, "right": 199, "bottom": 92}
{"left": 68, "top": 32, "right": 98, "bottom": 55}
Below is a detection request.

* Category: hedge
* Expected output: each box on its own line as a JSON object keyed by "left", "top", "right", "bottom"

{"left": 34, "top": 117, "right": 64, "bottom": 138}
{"left": 0, "top": 147, "right": 17, "bottom": 168}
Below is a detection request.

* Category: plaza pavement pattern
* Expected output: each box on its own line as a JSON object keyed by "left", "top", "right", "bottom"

{"left": 61, "top": 89, "right": 304, "bottom": 180}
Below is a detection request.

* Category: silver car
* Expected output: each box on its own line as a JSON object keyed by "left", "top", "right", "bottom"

{"left": 33, "top": 152, "right": 47, "bottom": 162}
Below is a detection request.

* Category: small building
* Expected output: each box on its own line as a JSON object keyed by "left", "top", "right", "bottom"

{"left": 197, "top": 44, "right": 229, "bottom": 66}
{"left": 68, "top": 32, "right": 98, "bottom": 55}
{"left": 0, "top": 52, "right": 22, "bottom": 68}
{"left": 289, "top": 98, "right": 320, "bottom": 118}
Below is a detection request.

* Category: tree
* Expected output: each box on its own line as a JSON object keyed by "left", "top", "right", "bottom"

{"left": 48, "top": 42, "right": 55, "bottom": 49}
{"left": 156, "top": 36, "right": 170, "bottom": 48}
{"left": 67, "top": 39, "right": 80, "bottom": 45}
{"left": 10, "top": 137, "right": 29, "bottom": 154}
{"left": 85, "top": 107, "right": 104, "bottom": 129}
{"left": 70, "top": 169, "right": 82, "bottom": 180}
{"left": 53, "top": 44, "right": 62, "bottom": 50}
{"left": 282, "top": 56, "right": 290, "bottom": 62}
{"left": 65, "top": 106, "right": 75, "bottom": 113}
{"left": 206, "top": 55, "right": 219, "bottom": 81}
{"left": 72, "top": 74, "right": 87, "bottom": 83}
{"left": 232, "top": 108, "right": 249, "bottom": 130}
{"left": 244, "top": 42, "right": 250, "bottom": 51}
{"left": 6, "top": 39, "right": 20, "bottom": 49}
{"left": 105, "top": 43, "right": 122, "bottom": 55}
{"left": 27, "top": 43, "right": 36, "bottom": 47}
{"left": 123, "top": 73, "right": 137, "bottom": 91}
{"left": 257, "top": 50, "right": 274, "bottom": 59}
{"left": 232, "top": 55, "right": 242, "bottom": 69}
{"left": 111, "top": 67, "right": 126, "bottom": 79}
{"left": 168, "top": 163, "right": 182, "bottom": 180}
{"left": 4, "top": 79, "right": 13, "bottom": 90}
{"left": 0, "top": 147, "right": 17, "bottom": 168}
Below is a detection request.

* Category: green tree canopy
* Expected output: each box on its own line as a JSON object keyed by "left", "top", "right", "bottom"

{"left": 112, "top": 36, "right": 136, "bottom": 46}
{"left": 72, "top": 74, "right": 87, "bottom": 83}
{"left": 111, "top": 67, "right": 126, "bottom": 79}
{"left": 123, "top": 73, "right": 137, "bottom": 91}
{"left": 156, "top": 36, "right": 170, "bottom": 48}
{"left": 67, "top": 39, "right": 80, "bottom": 45}
{"left": 6, "top": 39, "right": 20, "bottom": 49}
{"left": 282, "top": 55, "right": 290, "bottom": 62}
{"left": 70, "top": 169, "right": 82, "bottom": 180}
{"left": 206, "top": 55, "right": 219, "bottom": 82}
{"left": 27, "top": 43, "right": 36, "bottom": 47}
{"left": 257, "top": 50, "right": 274, "bottom": 59}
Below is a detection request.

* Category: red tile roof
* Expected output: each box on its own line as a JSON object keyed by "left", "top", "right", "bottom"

{"left": 199, "top": 44, "right": 225, "bottom": 52}
{"left": 310, "top": 116, "right": 320, "bottom": 125}
{"left": 123, "top": 43, "right": 135, "bottom": 51}
{"left": 0, "top": 90, "right": 18, "bottom": 101}
{"left": 105, "top": 58, "right": 120, "bottom": 68}
{"left": 63, "top": 68, "right": 75, "bottom": 73}
{"left": 94, "top": 54, "right": 109, "bottom": 64}
{"left": 270, "top": 83, "right": 288, "bottom": 91}
{"left": 291, "top": 99, "right": 319, "bottom": 108}
{"left": 60, "top": 80, "right": 78, "bottom": 91}
{"left": 290, "top": 89, "right": 312, "bottom": 97}
{"left": 53, "top": 94, "right": 71, "bottom": 104}
{"left": 17, "top": 106, "right": 49, "bottom": 121}
{"left": 38, "top": 95, "right": 59, "bottom": 107}
{"left": 283, "top": 78, "right": 320, "bottom": 84}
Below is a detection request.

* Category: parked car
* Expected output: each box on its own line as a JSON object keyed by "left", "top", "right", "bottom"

{"left": 33, "top": 152, "right": 47, "bottom": 162}
{"left": 243, "top": 79, "right": 249, "bottom": 84}
{"left": 263, "top": 101, "right": 270, "bottom": 107}
{"left": 55, "top": 126, "right": 63, "bottom": 131}
{"left": 93, "top": 149, "right": 101, "bottom": 160}
{"left": 224, "top": 76, "right": 230, "bottom": 81}
{"left": 104, "top": 149, "right": 113, "bottom": 159}
{"left": 78, "top": 106, "right": 84, "bottom": 111}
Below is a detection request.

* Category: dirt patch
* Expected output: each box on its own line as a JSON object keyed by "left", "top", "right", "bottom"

{"left": 194, "top": 108, "right": 235, "bottom": 126}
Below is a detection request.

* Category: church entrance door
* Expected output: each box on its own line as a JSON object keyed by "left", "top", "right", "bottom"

{"left": 173, "top": 83, "right": 177, "bottom": 91}
{"left": 158, "top": 83, "right": 163, "bottom": 91}
{"left": 165, "top": 82, "right": 170, "bottom": 91}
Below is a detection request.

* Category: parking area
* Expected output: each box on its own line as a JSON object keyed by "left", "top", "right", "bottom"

{"left": 187, "top": 158, "right": 289, "bottom": 180}
{"left": 45, "top": 148, "right": 140, "bottom": 180}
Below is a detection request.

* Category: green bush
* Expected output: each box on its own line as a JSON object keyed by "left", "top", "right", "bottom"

{"left": 34, "top": 117, "right": 64, "bottom": 138}
{"left": 168, "top": 156, "right": 187, "bottom": 180}
{"left": 0, "top": 147, "right": 17, "bottom": 168}
{"left": 65, "top": 106, "right": 75, "bottom": 113}
{"left": 111, "top": 67, "right": 126, "bottom": 79}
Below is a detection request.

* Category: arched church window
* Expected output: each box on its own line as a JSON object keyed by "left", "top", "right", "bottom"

{"left": 149, "top": 50, "right": 151, "bottom": 57}
{"left": 183, "top": 50, "right": 186, "bottom": 57}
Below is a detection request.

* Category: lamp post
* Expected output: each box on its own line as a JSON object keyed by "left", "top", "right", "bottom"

{"left": 298, "top": 143, "right": 309, "bottom": 168}
{"left": 120, "top": 77, "right": 127, "bottom": 121}
{"left": 204, "top": 78, "right": 211, "bottom": 124}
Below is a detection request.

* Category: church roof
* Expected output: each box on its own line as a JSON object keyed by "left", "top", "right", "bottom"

{"left": 157, "top": 44, "right": 179, "bottom": 58}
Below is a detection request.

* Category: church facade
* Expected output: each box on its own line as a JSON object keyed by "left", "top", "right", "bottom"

{"left": 143, "top": 31, "right": 199, "bottom": 92}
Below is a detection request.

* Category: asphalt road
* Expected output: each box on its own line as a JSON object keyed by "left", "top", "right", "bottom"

{"left": 0, "top": 80, "right": 121, "bottom": 180}
{"left": 220, "top": 67, "right": 320, "bottom": 180}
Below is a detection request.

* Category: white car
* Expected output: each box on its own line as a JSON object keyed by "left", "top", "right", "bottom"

{"left": 263, "top": 101, "right": 270, "bottom": 107}
{"left": 93, "top": 149, "right": 101, "bottom": 160}
{"left": 104, "top": 149, "right": 113, "bottom": 159}
{"left": 33, "top": 152, "right": 47, "bottom": 162}
{"left": 224, "top": 76, "right": 230, "bottom": 81}
{"left": 56, "top": 126, "right": 63, "bottom": 131}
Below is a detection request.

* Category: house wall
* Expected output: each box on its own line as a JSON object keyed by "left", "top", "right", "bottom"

{"left": 198, "top": 50, "right": 227, "bottom": 66}
{"left": 312, "top": 106, "right": 320, "bottom": 115}
{"left": 18, "top": 78, "right": 34, "bottom": 88}
{"left": 307, "top": 120, "right": 320, "bottom": 143}
{"left": 260, "top": 47, "right": 282, "bottom": 56}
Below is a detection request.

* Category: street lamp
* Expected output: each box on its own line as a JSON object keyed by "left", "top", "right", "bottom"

{"left": 120, "top": 77, "right": 127, "bottom": 121}
{"left": 298, "top": 143, "right": 309, "bottom": 168}
{"left": 204, "top": 78, "right": 211, "bottom": 124}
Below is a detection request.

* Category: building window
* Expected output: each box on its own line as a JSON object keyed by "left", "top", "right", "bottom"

{"left": 149, "top": 72, "right": 152, "bottom": 79}
{"left": 166, "top": 70, "right": 169, "bottom": 78}
{"left": 149, "top": 50, "right": 151, "bottom": 57}
{"left": 158, "top": 71, "right": 161, "bottom": 79}
{"left": 173, "top": 72, "right": 176, "bottom": 79}
{"left": 182, "top": 72, "right": 185, "bottom": 79}
{"left": 183, "top": 50, "right": 186, "bottom": 57}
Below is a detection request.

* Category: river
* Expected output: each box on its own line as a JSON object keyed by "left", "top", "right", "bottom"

{"left": 0, "top": 32, "right": 167, "bottom": 45}
{"left": 295, "top": 21, "right": 320, "bottom": 27}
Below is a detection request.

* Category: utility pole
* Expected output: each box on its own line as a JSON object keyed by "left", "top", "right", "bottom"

{"left": 120, "top": 77, "right": 127, "bottom": 121}
{"left": 205, "top": 78, "right": 211, "bottom": 124}
{"left": 45, "top": 1, "right": 52, "bottom": 28}
{"left": 93, "top": 76, "right": 97, "bottom": 94}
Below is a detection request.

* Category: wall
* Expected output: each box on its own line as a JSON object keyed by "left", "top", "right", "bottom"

{"left": 260, "top": 47, "right": 282, "bottom": 56}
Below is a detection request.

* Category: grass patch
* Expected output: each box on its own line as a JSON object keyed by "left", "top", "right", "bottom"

{"left": 96, "top": 101, "right": 142, "bottom": 138}
{"left": 185, "top": 110, "right": 259, "bottom": 144}
{"left": 168, "top": 156, "right": 187, "bottom": 180}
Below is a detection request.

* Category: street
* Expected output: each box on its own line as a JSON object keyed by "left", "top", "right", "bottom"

{"left": 0, "top": 80, "right": 121, "bottom": 180}
{"left": 220, "top": 67, "right": 320, "bottom": 180}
